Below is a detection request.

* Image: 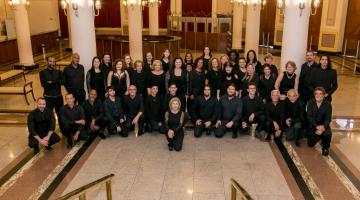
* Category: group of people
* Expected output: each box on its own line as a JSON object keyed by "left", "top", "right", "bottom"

{"left": 28, "top": 47, "right": 337, "bottom": 156}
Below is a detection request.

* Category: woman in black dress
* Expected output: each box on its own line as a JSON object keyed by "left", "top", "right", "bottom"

{"left": 264, "top": 53, "right": 278, "bottom": 78}
{"left": 246, "top": 49, "right": 262, "bottom": 75}
{"left": 161, "top": 49, "right": 172, "bottom": 72}
{"left": 202, "top": 46, "right": 212, "bottom": 72}
{"left": 240, "top": 63, "right": 259, "bottom": 98}
{"left": 107, "top": 59, "right": 130, "bottom": 97}
{"left": 184, "top": 52, "right": 193, "bottom": 66}
{"left": 143, "top": 52, "right": 153, "bottom": 74}
{"left": 219, "top": 54, "right": 230, "bottom": 70}
{"left": 86, "top": 57, "right": 106, "bottom": 101}
{"left": 101, "top": 53, "right": 112, "bottom": 76}
{"left": 166, "top": 57, "right": 187, "bottom": 97}
{"left": 275, "top": 61, "right": 299, "bottom": 100}
{"left": 258, "top": 64, "right": 276, "bottom": 103}
{"left": 131, "top": 60, "right": 148, "bottom": 98}
{"left": 220, "top": 62, "right": 238, "bottom": 96}
{"left": 188, "top": 57, "right": 206, "bottom": 115}
{"left": 147, "top": 60, "right": 166, "bottom": 98}
{"left": 234, "top": 57, "right": 247, "bottom": 81}
{"left": 161, "top": 97, "right": 185, "bottom": 151}
{"left": 206, "top": 57, "right": 221, "bottom": 99}
{"left": 228, "top": 50, "right": 239, "bottom": 68}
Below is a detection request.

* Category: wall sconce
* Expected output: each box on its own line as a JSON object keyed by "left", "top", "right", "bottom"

{"left": 143, "top": 0, "right": 162, "bottom": 7}
{"left": 60, "top": 0, "right": 101, "bottom": 17}
{"left": 122, "top": 0, "right": 146, "bottom": 8}
{"left": 277, "top": 0, "right": 321, "bottom": 16}
{"left": 8, "top": 0, "right": 30, "bottom": 8}
{"left": 230, "top": 0, "right": 266, "bottom": 10}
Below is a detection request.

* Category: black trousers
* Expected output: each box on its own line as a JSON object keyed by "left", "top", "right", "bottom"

{"left": 85, "top": 118, "right": 107, "bottom": 135}
{"left": 107, "top": 116, "right": 127, "bottom": 137}
{"left": 28, "top": 132, "right": 60, "bottom": 150}
{"left": 194, "top": 121, "right": 213, "bottom": 137}
{"left": 307, "top": 128, "right": 332, "bottom": 149}
{"left": 68, "top": 89, "right": 86, "bottom": 105}
{"left": 286, "top": 122, "right": 302, "bottom": 141}
{"left": 125, "top": 115, "right": 145, "bottom": 134}
{"left": 160, "top": 127, "right": 184, "bottom": 151}
{"left": 214, "top": 120, "right": 239, "bottom": 138}
{"left": 264, "top": 119, "right": 283, "bottom": 138}
{"left": 45, "top": 96, "right": 63, "bottom": 117}
{"left": 241, "top": 114, "right": 266, "bottom": 133}
{"left": 62, "top": 124, "right": 87, "bottom": 146}
{"left": 147, "top": 119, "right": 161, "bottom": 132}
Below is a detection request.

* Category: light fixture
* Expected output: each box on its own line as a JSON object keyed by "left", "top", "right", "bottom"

{"left": 276, "top": 0, "right": 321, "bottom": 16}
{"left": 8, "top": 0, "right": 30, "bottom": 8}
{"left": 60, "top": 0, "right": 101, "bottom": 17}
{"left": 230, "top": 0, "right": 266, "bottom": 10}
{"left": 122, "top": 0, "right": 146, "bottom": 8}
{"left": 143, "top": 0, "right": 161, "bottom": 7}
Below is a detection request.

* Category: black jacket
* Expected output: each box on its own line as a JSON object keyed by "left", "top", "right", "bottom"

{"left": 39, "top": 67, "right": 64, "bottom": 97}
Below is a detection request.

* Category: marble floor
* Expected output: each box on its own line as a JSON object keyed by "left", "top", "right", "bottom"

{"left": 61, "top": 132, "right": 295, "bottom": 200}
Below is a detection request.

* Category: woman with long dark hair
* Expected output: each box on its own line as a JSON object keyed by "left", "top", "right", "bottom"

{"left": 86, "top": 57, "right": 106, "bottom": 101}
{"left": 166, "top": 57, "right": 188, "bottom": 97}
{"left": 202, "top": 46, "right": 212, "bottom": 71}
{"left": 240, "top": 63, "right": 259, "bottom": 98}
{"left": 220, "top": 62, "right": 238, "bottom": 96}
{"left": 246, "top": 49, "right": 262, "bottom": 75}
{"left": 258, "top": 64, "right": 276, "bottom": 103}
{"left": 161, "top": 49, "right": 172, "bottom": 72}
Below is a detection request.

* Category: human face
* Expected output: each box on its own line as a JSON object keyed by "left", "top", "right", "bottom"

{"left": 150, "top": 86, "right": 158, "bottom": 96}
{"left": 171, "top": 100, "right": 180, "bottom": 111}
{"left": 314, "top": 90, "right": 325, "bottom": 102}
{"left": 204, "top": 47, "right": 210, "bottom": 55}
{"left": 196, "top": 59, "right": 204, "bottom": 70}
{"left": 263, "top": 66, "right": 271, "bottom": 76}
{"left": 271, "top": 91, "right": 280, "bottom": 102}
{"left": 225, "top": 65, "right": 232, "bottom": 73}
{"left": 185, "top": 54, "right": 192, "bottom": 62}
{"left": 169, "top": 85, "right": 177, "bottom": 95}
{"left": 124, "top": 56, "right": 131, "bottom": 65}
{"left": 220, "top": 56, "right": 229, "bottom": 64}
{"left": 286, "top": 65, "right": 295, "bottom": 74}
{"left": 93, "top": 58, "right": 100, "bottom": 69}
{"left": 47, "top": 57, "right": 56, "bottom": 68}
{"left": 227, "top": 86, "right": 236, "bottom": 96}
{"left": 108, "top": 89, "right": 115, "bottom": 97}
{"left": 320, "top": 56, "right": 328, "bottom": 69}
{"left": 174, "top": 59, "right": 182, "bottom": 68}
{"left": 204, "top": 87, "right": 211, "bottom": 97}
{"left": 154, "top": 62, "right": 161, "bottom": 71}
{"left": 248, "top": 52, "right": 255, "bottom": 61}
{"left": 65, "top": 94, "right": 75, "bottom": 106}
{"left": 211, "top": 59, "right": 219, "bottom": 71}
{"left": 230, "top": 52, "right": 237, "bottom": 61}
{"left": 247, "top": 65, "right": 255, "bottom": 74}
{"left": 306, "top": 52, "right": 315, "bottom": 63}
{"left": 72, "top": 54, "right": 80, "bottom": 65}
{"left": 116, "top": 61, "right": 123, "bottom": 71}
{"left": 146, "top": 52, "right": 153, "bottom": 62}
{"left": 287, "top": 91, "right": 298, "bottom": 103}
{"left": 128, "top": 86, "right": 137, "bottom": 97}
{"left": 88, "top": 90, "right": 97, "bottom": 102}
{"left": 247, "top": 85, "right": 256, "bottom": 96}
{"left": 37, "top": 99, "right": 46, "bottom": 111}
{"left": 164, "top": 49, "right": 170, "bottom": 58}
{"left": 135, "top": 63, "right": 143, "bottom": 72}
{"left": 186, "top": 65, "right": 192, "bottom": 72}
{"left": 265, "top": 58, "right": 272, "bottom": 65}
{"left": 239, "top": 59, "right": 246, "bottom": 68}
{"left": 103, "top": 54, "right": 111, "bottom": 64}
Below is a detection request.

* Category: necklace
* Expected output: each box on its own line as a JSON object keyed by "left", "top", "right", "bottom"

{"left": 286, "top": 72, "right": 295, "bottom": 79}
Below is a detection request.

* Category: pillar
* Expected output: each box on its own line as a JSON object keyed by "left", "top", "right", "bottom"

{"left": 120, "top": 0, "right": 128, "bottom": 34}
{"left": 244, "top": 5, "right": 261, "bottom": 55}
{"left": 149, "top": 4, "right": 159, "bottom": 35}
{"left": 69, "top": 0, "right": 97, "bottom": 84}
{"left": 280, "top": 0, "right": 310, "bottom": 73}
{"left": 211, "top": 0, "right": 217, "bottom": 33}
{"left": 13, "top": 3, "right": 34, "bottom": 66}
{"left": 273, "top": 9, "right": 284, "bottom": 46}
{"left": 127, "top": 4, "right": 143, "bottom": 60}
{"left": 317, "top": 0, "right": 349, "bottom": 52}
{"left": 232, "top": 3, "right": 243, "bottom": 50}
{"left": 67, "top": 8, "right": 72, "bottom": 48}
{"left": 175, "top": 0, "right": 182, "bottom": 30}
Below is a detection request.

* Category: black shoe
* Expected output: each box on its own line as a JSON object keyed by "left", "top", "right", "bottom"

{"left": 295, "top": 140, "right": 301, "bottom": 147}
{"left": 98, "top": 132, "right": 106, "bottom": 139}
{"left": 34, "top": 147, "right": 40, "bottom": 154}
{"left": 168, "top": 146, "right": 173, "bottom": 151}
{"left": 206, "top": 130, "right": 211, "bottom": 136}
{"left": 45, "top": 146, "right": 53, "bottom": 151}
{"left": 322, "top": 149, "right": 329, "bottom": 156}
{"left": 232, "top": 132, "right": 238, "bottom": 139}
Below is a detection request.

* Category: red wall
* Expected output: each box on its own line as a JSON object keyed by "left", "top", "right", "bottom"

{"left": 182, "top": 0, "right": 212, "bottom": 17}
{"left": 95, "top": 0, "right": 121, "bottom": 27}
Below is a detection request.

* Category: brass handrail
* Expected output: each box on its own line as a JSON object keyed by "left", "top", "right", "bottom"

{"left": 230, "top": 178, "right": 253, "bottom": 200}
{"left": 57, "top": 174, "right": 115, "bottom": 200}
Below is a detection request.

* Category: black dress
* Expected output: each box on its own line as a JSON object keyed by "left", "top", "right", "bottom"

{"left": 167, "top": 69, "right": 188, "bottom": 96}
{"left": 161, "top": 59, "right": 171, "bottom": 73}
{"left": 131, "top": 70, "right": 148, "bottom": 97}
{"left": 147, "top": 72, "right": 166, "bottom": 96}
{"left": 279, "top": 72, "right": 296, "bottom": 95}
{"left": 220, "top": 71, "right": 238, "bottom": 96}
{"left": 258, "top": 74, "right": 276, "bottom": 103}
{"left": 240, "top": 74, "right": 259, "bottom": 98}
{"left": 86, "top": 70, "right": 106, "bottom": 101}
{"left": 162, "top": 111, "right": 185, "bottom": 151}
{"left": 206, "top": 70, "right": 221, "bottom": 97}
{"left": 111, "top": 72, "right": 128, "bottom": 97}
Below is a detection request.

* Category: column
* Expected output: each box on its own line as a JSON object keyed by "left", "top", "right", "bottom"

{"left": 175, "top": 0, "right": 182, "bottom": 30}
{"left": 273, "top": 9, "right": 284, "bottom": 46}
{"left": 232, "top": 3, "right": 243, "bottom": 50}
{"left": 280, "top": 0, "right": 310, "bottom": 73}
{"left": 69, "top": 0, "right": 97, "bottom": 77}
{"left": 67, "top": 8, "right": 72, "bottom": 48}
{"left": 149, "top": 4, "right": 159, "bottom": 35}
{"left": 244, "top": 5, "right": 261, "bottom": 55}
{"left": 120, "top": 0, "right": 128, "bottom": 34}
{"left": 13, "top": 3, "right": 34, "bottom": 66}
{"left": 317, "top": 0, "right": 349, "bottom": 52}
{"left": 211, "top": 0, "right": 217, "bottom": 33}
{"left": 127, "top": 4, "right": 143, "bottom": 60}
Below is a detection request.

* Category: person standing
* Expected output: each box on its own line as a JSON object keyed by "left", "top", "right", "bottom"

{"left": 299, "top": 51, "right": 318, "bottom": 104}
{"left": 86, "top": 57, "right": 106, "bottom": 101}
{"left": 187, "top": 57, "right": 206, "bottom": 116}
{"left": 206, "top": 58, "right": 222, "bottom": 99}
{"left": 107, "top": 59, "right": 130, "bottom": 98}
{"left": 28, "top": 98, "right": 60, "bottom": 154}
{"left": 307, "top": 87, "right": 332, "bottom": 156}
{"left": 63, "top": 53, "right": 86, "bottom": 105}
{"left": 39, "top": 56, "right": 64, "bottom": 119}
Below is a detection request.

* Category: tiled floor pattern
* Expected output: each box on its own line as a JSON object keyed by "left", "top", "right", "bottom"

{"left": 62, "top": 132, "right": 294, "bottom": 200}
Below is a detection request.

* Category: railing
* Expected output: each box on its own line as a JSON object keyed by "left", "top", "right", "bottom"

{"left": 57, "top": 174, "right": 114, "bottom": 200}
{"left": 230, "top": 178, "right": 253, "bottom": 200}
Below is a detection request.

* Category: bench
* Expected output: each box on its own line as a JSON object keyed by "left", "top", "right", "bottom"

{"left": 0, "top": 70, "right": 26, "bottom": 84}
{"left": 0, "top": 82, "right": 36, "bottom": 105}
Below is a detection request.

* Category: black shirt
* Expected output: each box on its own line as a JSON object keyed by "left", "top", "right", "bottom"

{"left": 258, "top": 75, "right": 276, "bottom": 103}
{"left": 307, "top": 99, "right": 332, "bottom": 129}
{"left": 265, "top": 101, "right": 285, "bottom": 128}
{"left": 218, "top": 95, "right": 242, "bottom": 122}
{"left": 191, "top": 95, "right": 218, "bottom": 122}
{"left": 167, "top": 69, "right": 188, "bottom": 95}
{"left": 147, "top": 72, "right": 166, "bottom": 96}
{"left": 299, "top": 62, "right": 318, "bottom": 96}
{"left": 130, "top": 70, "right": 148, "bottom": 96}
{"left": 161, "top": 59, "right": 171, "bottom": 72}
{"left": 220, "top": 72, "right": 238, "bottom": 96}
{"left": 206, "top": 70, "right": 221, "bottom": 97}
{"left": 163, "top": 93, "right": 186, "bottom": 112}
{"left": 309, "top": 67, "right": 338, "bottom": 97}
{"left": 188, "top": 70, "right": 206, "bottom": 97}
{"left": 122, "top": 95, "right": 144, "bottom": 118}
{"left": 63, "top": 64, "right": 85, "bottom": 91}
{"left": 81, "top": 99, "right": 104, "bottom": 125}
{"left": 240, "top": 74, "right": 259, "bottom": 98}
{"left": 242, "top": 95, "right": 264, "bottom": 120}
{"left": 39, "top": 67, "right": 64, "bottom": 97}
{"left": 103, "top": 97, "right": 125, "bottom": 126}
{"left": 145, "top": 95, "right": 162, "bottom": 121}
{"left": 164, "top": 111, "right": 185, "bottom": 132}
{"left": 279, "top": 72, "right": 296, "bottom": 95}
{"left": 86, "top": 70, "right": 106, "bottom": 99}
{"left": 284, "top": 99, "right": 304, "bottom": 125}
{"left": 60, "top": 104, "right": 86, "bottom": 131}
{"left": 28, "top": 108, "right": 55, "bottom": 137}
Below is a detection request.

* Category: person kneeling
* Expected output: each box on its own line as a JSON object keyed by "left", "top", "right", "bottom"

{"left": 60, "top": 93, "right": 87, "bottom": 149}
{"left": 284, "top": 89, "right": 304, "bottom": 146}
{"left": 307, "top": 87, "right": 332, "bottom": 156}
{"left": 145, "top": 85, "right": 163, "bottom": 133}
{"left": 103, "top": 86, "right": 127, "bottom": 137}
{"left": 160, "top": 97, "right": 185, "bottom": 151}
{"left": 192, "top": 85, "right": 218, "bottom": 137}
{"left": 123, "top": 85, "right": 145, "bottom": 136}
{"left": 264, "top": 90, "right": 284, "bottom": 141}
{"left": 214, "top": 84, "right": 242, "bottom": 138}
{"left": 28, "top": 97, "right": 60, "bottom": 154}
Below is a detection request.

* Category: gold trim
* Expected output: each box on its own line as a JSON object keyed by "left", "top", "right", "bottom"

{"left": 318, "top": 31, "right": 339, "bottom": 52}
{"left": 230, "top": 178, "right": 253, "bottom": 200}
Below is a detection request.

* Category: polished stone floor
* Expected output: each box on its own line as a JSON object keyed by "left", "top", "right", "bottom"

{"left": 62, "top": 132, "right": 294, "bottom": 200}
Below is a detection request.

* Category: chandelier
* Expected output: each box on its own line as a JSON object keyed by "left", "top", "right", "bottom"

{"left": 8, "top": 0, "right": 30, "bottom": 8}
{"left": 276, "top": 0, "right": 321, "bottom": 16}
{"left": 122, "top": 0, "right": 161, "bottom": 8}
{"left": 230, "top": 0, "right": 267, "bottom": 9}
{"left": 60, "top": 0, "right": 102, "bottom": 17}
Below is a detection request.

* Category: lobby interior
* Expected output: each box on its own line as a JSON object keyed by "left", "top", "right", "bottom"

{"left": 1, "top": 0, "right": 360, "bottom": 200}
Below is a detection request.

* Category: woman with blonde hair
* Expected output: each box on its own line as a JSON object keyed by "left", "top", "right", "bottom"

{"left": 147, "top": 60, "right": 166, "bottom": 97}
{"left": 107, "top": 59, "right": 130, "bottom": 97}
{"left": 275, "top": 61, "right": 299, "bottom": 100}
{"left": 240, "top": 63, "right": 259, "bottom": 98}
{"left": 160, "top": 97, "right": 185, "bottom": 151}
